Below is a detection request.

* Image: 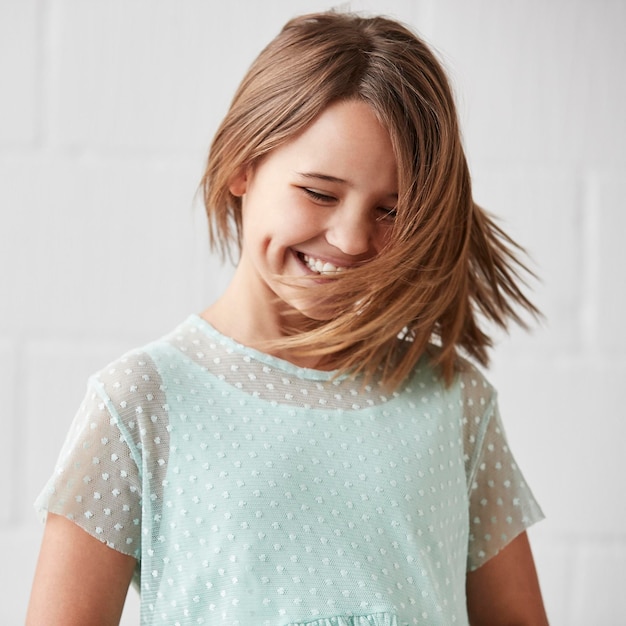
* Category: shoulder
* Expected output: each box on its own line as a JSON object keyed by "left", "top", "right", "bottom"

{"left": 454, "top": 354, "right": 497, "bottom": 408}
{"left": 412, "top": 345, "right": 497, "bottom": 405}
{"left": 93, "top": 316, "right": 201, "bottom": 388}
{"left": 445, "top": 352, "right": 498, "bottom": 436}
{"left": 88, "top": 318, "right": 199, "bottom": 446}
{"left": 414, "top": 347, "right": 499, "bottom": 460}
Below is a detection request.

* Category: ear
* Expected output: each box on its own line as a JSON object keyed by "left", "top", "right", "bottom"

{"left": 229, "top": 167, "right": 249, "bottom": 197}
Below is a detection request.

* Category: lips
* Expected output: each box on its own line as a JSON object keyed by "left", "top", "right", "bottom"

{"left": 301, "top": 253, "right": 347, "bottom": 275}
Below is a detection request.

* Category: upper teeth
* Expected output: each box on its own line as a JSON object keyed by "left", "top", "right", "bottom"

{"left": 303, "top": 254, "right": 346, "bottom": 275}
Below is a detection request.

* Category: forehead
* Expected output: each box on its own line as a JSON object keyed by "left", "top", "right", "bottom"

{"left": 267, "top": 100, "right": 398, "bottom": 191}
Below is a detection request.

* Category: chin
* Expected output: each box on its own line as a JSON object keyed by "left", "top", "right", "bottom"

{"left": 299, "top": 309, "right": 335, "bottom": 322}
{"left": 278, "top": 293, "right": 337, "bottom": 324}
{"left": 291, "top": 298, "right": 341, "bottom": 323}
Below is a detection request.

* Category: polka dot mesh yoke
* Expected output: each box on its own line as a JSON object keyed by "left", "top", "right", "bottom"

{"left": 36, "top": 315, "right": 543, "bottom": 626}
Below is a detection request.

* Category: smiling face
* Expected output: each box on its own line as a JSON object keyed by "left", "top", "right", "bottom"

{"left": 213, "top": 99, "right": 399, "bottom": 340}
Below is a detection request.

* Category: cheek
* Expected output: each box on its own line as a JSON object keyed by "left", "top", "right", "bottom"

{"left": 368, "top": 226, "right": 392, "bottom": 255}
{"left": 240, "top": 196, "right": 270, "bottom": 239}
{"left": 274, "top": 205, "right": 322, "bottom": 242}
{"left": 288, "top": 200, "right": 324, "bottom": 230}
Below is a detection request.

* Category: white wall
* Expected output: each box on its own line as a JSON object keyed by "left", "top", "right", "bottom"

{"left": 1, "top": 0, "right": 624, "bottom": 623}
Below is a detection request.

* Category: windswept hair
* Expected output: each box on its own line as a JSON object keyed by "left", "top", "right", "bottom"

{"left": 202, "top": 11, "right": 539, "bottom": 389}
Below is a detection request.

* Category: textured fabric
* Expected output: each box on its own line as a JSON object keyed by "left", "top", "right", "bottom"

{"left": 35, "top": 315, "right": 543, "bottom": 625}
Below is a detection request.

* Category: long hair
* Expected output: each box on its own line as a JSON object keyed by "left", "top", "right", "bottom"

{"left": 201, "top": 11, "right": 539, "bottom": 389}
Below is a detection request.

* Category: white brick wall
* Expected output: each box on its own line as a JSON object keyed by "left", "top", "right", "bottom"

{"left": 0, "top": 0, "right": 39, "bottom": 146}
{"left": 2, "top": 0, "right": 624, "bottom": 623}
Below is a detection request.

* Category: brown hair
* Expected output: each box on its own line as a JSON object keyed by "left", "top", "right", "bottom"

{"left": 201, "top": 11, "right": 539, "bottom": 389}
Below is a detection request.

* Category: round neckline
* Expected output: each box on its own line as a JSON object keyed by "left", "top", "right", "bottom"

{"left": 187, "top": 313, "right": 346, "bottom": 382}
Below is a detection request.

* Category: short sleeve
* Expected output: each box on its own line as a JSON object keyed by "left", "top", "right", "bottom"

{"left": 34, "top": 378, "right": 143, "bottom": 559}
{"left": 460, "top": 365, "right": 544, "bottom": 571}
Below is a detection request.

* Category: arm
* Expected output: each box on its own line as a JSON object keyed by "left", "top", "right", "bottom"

{"left": 26, "top": 513, "right": 136, "bottom": 626}
{"left": 466, "top": 531, "right": 549, "bottom": 626}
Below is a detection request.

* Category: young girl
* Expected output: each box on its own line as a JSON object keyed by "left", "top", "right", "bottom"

{"left": 27, "top": 11, "right": 548, "bottom": 626}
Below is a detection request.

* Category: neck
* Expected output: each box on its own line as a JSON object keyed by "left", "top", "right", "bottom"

{"left": 201, "top": 267, "right": 325, "bottom": 369}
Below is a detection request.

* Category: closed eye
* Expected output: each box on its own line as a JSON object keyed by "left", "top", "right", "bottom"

{"left": 302, "top": 188, "right": 337, "bottom": 203}
{"left": 377, "top": 207, "right": 397, "bottom": 222}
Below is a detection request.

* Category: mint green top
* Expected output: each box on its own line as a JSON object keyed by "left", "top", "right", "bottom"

{"left": 36, "top": 315, "right": 543, "bottom": 625}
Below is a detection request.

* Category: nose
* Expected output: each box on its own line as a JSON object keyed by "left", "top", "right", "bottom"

{"left": 325, "top": 204, "right": 374, "bottom": 257}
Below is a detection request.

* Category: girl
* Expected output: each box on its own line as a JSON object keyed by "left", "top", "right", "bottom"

{"left": 27, "top": 11, "right": 548, "bottom": 626}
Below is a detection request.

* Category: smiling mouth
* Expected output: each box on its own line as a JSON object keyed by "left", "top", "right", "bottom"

{"left": 301, "top": 253, "right": 347, "bottom": 275}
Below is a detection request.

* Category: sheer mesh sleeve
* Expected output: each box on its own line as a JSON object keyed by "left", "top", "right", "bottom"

{"left": 460, "top": 364, "right": 544, "bottom": 571}
{"left": 34, "top": 377, "right": 143, "bottom": 558}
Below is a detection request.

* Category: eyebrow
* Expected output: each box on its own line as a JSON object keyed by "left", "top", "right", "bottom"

{"left": 295, "top": 172, "right": 349, "bottom": 185}
{"left": 295, "top": 171, "right": 398, "bottom": 200}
